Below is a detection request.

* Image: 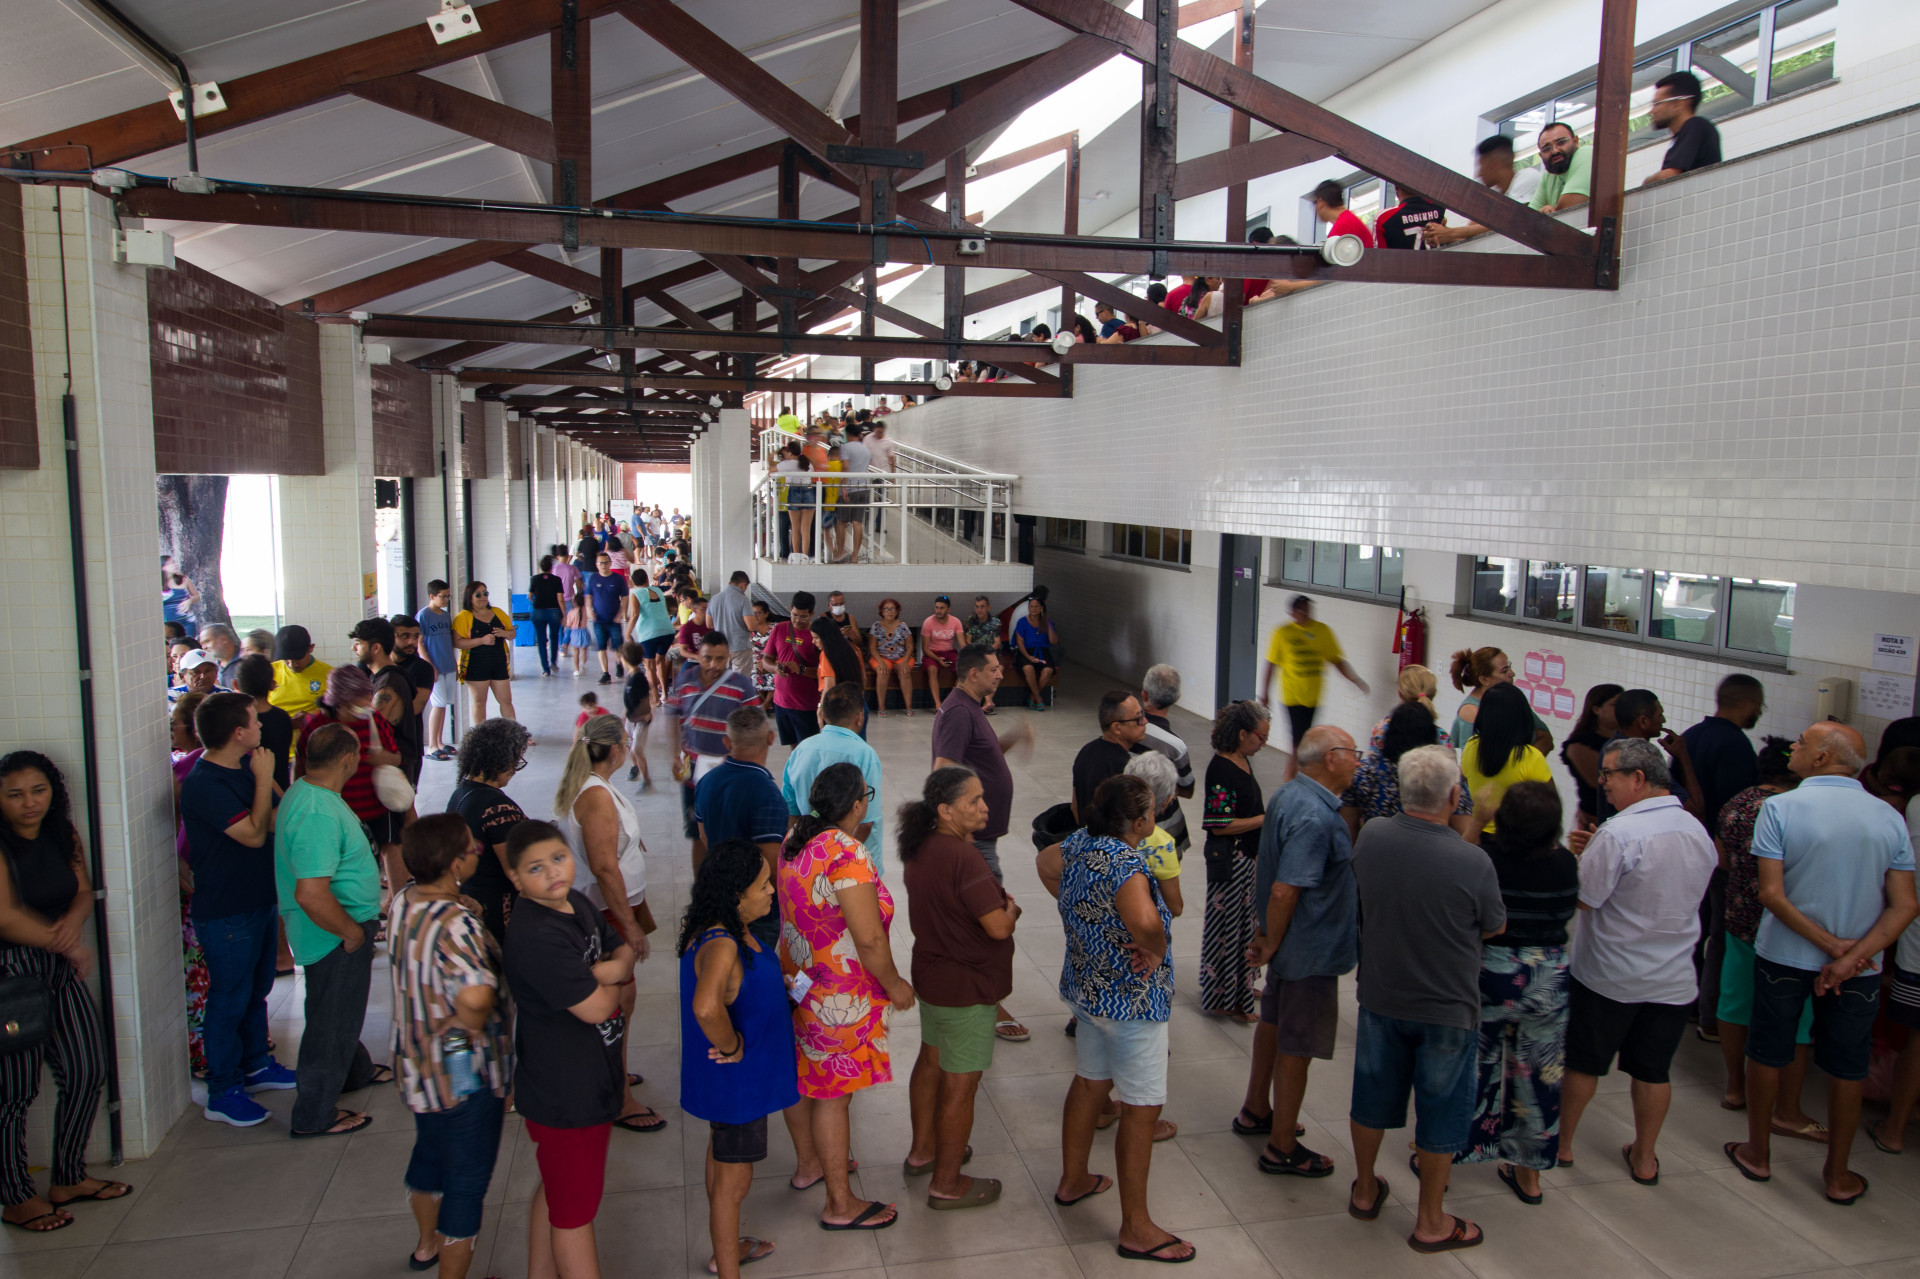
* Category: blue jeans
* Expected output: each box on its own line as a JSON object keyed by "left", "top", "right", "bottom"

{"left": 1350, "top": 1007, "right": 1478, "bottom": 1154}
{"left": 406, "top": 1090, "right": 506, "bottom": 1241}
{"left": 530, "top": 607, "right": 564, "bottom": 672}
{"left": 199, "top": 905, "right": 279, "bottom": 1096}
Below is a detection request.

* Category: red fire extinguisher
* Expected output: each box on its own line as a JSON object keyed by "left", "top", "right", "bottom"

{"left": 1393, "top": 602, "right": 1426, "bottom": 672}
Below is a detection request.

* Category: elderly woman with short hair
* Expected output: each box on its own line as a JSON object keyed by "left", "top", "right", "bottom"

{"left": 445, "top": 718, "right": 534, "bottom": 942}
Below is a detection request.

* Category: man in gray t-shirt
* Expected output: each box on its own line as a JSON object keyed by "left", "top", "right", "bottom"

{"left": 1347, "top": 746, "right": 1503, "bottom": 1252}
{"left": 709, "top": 571, "right": 754, "bottom": 677}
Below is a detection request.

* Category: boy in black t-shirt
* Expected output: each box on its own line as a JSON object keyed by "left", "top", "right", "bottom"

{"left": 501, "top": 821, "right": 634, "bottom": 1273}
{"left": 619, "top": 642, "right": 653, "bottom": 790}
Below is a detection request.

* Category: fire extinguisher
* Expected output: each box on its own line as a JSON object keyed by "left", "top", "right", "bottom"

{"left": 1394, "top": 602, "right": 1426, "bottom": 672}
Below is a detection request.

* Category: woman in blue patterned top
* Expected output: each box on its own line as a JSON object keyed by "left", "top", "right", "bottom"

{"left": 1046, "top": 774, "right": 1193, "bottom": 1264}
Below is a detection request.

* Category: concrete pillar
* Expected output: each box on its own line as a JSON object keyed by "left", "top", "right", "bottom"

{"left": 277, "top": 324, "right": 376, "bottom": 659}
{"left": 1, "top": 186, "right": 183, "bottom": 1159}
{"left": 694, "top": 411, "right": 753, "bottom": 592}
{"left": 412, "top": 374, "right": 454, "bottom": 604}
{"left": 470, "top": 403, "right": 510, "bottom": 602}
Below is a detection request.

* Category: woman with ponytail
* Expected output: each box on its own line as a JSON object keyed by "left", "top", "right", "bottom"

{"left": 778, "top": 762, "right": 911, "bottom": 1230}
{"left": 898, "top": 767, "right": 1019, "bottom": 1207}
{"left": 1448, "top": 645, "right": 1553, "bottom": 754}
{"left": 554, "top": 715, "right": 663, "bottom": 1134}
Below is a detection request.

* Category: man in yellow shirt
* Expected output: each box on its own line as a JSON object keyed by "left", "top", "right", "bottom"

{"left": 1259, "top": 596, "right": 1369, "bottom": 775}
{"left": 267, "top": 624, "right": 334, "bottom": 719}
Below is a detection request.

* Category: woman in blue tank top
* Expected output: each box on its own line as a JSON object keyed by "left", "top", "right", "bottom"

{"left": 680, "top": 840, "right": 799, "bottom": 1277}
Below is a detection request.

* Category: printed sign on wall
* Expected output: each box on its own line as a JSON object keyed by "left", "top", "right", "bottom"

{"left": 1513, "top": 649, "right": 1576, "bottom": 719}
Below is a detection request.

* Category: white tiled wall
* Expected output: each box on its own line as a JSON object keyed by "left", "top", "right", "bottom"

{"left": 5, "top": 186, "right": 186, "bottom": 1160}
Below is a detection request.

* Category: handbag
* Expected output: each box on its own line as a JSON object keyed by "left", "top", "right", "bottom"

{"left": 0, "top": 973, "right": 52, "bottom": 1057}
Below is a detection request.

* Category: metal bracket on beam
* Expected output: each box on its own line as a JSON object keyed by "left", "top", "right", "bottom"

{"left": 1151, "top": 193, "right": 1171, "bottom": 279}
{"left": 1153, "top": 0, "right": 1174, "bottom": 130}
{"left": 827, "top": 144, "right": 927, "bottom": 170}
{"left": 1226, "top": 316, "right": 1241, "bottom": 367}
{"left": 870, "top": 178, "right": 891, "bottom": 264}
{"left": 1593, "top": 216, "right": 1619, "bottom": 290}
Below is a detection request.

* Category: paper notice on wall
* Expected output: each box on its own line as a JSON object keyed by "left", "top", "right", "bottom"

{"left": 1524, "top": 652, "right": 1545, "bottom": 680}
{"left": 1872, "top": 634, "right": 1914, "bottom": 674}
{"left": 1859, "top": 671, "right": 1915, "bottom": 720}
{"left": 1553, "top": 688, "right": 1577, "bottom": 719}
{"left": 1530, "top": 685, "right": 1555, "bottom": 715}
{"left": 1542, "top": 655, "right": 1566, "bottom": 685}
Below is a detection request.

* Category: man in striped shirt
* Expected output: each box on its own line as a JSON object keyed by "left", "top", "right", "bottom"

{"left": 665, "top": 631, "right": 759, "bottom": 867}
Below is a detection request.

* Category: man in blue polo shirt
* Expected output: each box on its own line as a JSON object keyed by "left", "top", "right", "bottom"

{"left": 694, "top": 703, "right": 789, "bottom": 948}
{"left": 585, "top": 551, "right": 631, "bottom": 685}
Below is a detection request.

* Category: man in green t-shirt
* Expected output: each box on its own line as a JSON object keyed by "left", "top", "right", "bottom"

{"left": 275, "top": 722, "right": 387, "bottom": 1137}
{"left": 1530, "top": 122, "right": 1593, "bottom": 214}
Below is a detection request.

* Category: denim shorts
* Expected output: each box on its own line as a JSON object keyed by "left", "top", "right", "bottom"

{"left": 1748, "top": 954, "right": 1880, "bottom": 1081}
{"left": 640, "top": 634, "right": 675, "bottom": 659}
{"left": 711, "top": 1116, "right": 769, "bottom": 1164}
{"left": 1717, "top": 934, "right": 1811, "bottom": 1043}
{"left": 592, "top": 620, "right": 622, "bottom": 652}
{"left": 1349, "top": 1008, "right": 1477, "bottom": 1154}
{"left": 405, "top": 1090, "right": 506, "bottom": 1241}
{"left": 1068, "top": 1005, "right": 1169, "bottom": 1106}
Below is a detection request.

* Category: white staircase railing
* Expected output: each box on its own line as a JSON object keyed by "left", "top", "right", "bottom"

{"left": 753, "top": 428, "right": 1017, "bottom": 566}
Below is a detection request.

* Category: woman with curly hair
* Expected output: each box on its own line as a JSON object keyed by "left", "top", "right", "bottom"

{"left": 445, "top": 718, "right": 533, "bottom": 942}
{"left": 0, "top": 752, "right": 128, "bottom": 1231}
{"left": 680, "top": 839, "right": 796, "bottom": 1278}
{"left": 778, "top": 762, "right": 913, "bottom": 1230}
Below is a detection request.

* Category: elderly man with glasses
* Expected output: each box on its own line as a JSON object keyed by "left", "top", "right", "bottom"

{"left": 1071, "top": 692, "right": 1152, "bottom": 823}
{"left": 1556, "top": 737, "right": 1715, "bottom": 1184}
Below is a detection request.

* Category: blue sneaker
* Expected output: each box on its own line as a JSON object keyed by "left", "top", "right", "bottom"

{"left": 243, "top": 1060, "right": 298, "bottom": 1092}
{"left": 204, "top": 1087, "right": 269, "bottom": 1127}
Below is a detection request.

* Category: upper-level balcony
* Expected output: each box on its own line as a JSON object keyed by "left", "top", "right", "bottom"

{"left": 749, "top": 428, "right": 1033, "bottom": 597}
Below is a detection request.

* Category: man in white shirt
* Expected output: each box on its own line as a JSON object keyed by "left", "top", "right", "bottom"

{"left": 1423, "top": 134, "right": 1543, "bottom": 248}
{"left": 865, "top": 419, "right": 896, "bottom": 541}
{"left": 1557, "top": 737, "right": 1715, "bottom": 1182}
{"left": 838, "top": 423, "right": 873, "bottom": 563}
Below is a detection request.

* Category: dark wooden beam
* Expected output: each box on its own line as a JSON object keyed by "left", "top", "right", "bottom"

{"left": 1139, "top": 0, "right": 1177, "bottom": 278}
{"left": 642, "top": 289, "right": 719, "bottom": 330}
{"left": 1588, "top": 0, "right": 1636, "bottom": 288}
{"left": 944, "top": 120, "right": 966, "bottom": 359}
{"left": 551, "top": 0, "right": 592, "bottom": 217}
{"left": 469, "top": 369, "right": 1070, "bottom": 395}
{"left": 1010, "top": 0, "right": 1597, "bottom": 259}
{"left": 1060, "top": 132, "right": 1079, "bottom": 337}
{"left": 967, "top": 132, "right": 1078, "bottom": 183}
{"left": 348, "top": 72, "right": 556, "bottom": 162}
{"left": 892, "top": 34, "right": 1113, "bottom": 177}
{"left": 1221, "top": 0, "right": 1252, "bottom": 362}
{"left": 498, "top": 248, "right": 602, "bottom": 294}
{"left": 1173, "top": 131, "right": 1335, "bottom": 202}
{"left": 822, "top": 284, "right": 943, "bottom": 340}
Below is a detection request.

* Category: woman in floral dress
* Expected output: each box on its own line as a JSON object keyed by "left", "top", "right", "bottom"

{"left": 779, "top": 762, "right": 914, "bottom": 1231}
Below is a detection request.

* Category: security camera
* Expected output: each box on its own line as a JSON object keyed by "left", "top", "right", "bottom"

{"left": 1320, "top": 234, "right": 1365, "bottom": 268}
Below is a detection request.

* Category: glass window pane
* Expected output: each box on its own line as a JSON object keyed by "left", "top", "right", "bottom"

{"left": 1127, "top": 525, "right": 1144, "bottom": 559}
{"left": 1627, "top": 54, "right": 1678, "bottom": 149}
{"left": 1143, "top": 526, "right": 1162, "bottom": 561}
{"left": 1581, "top": 566, "right": 1644, "bottom": 634}
{"left": 1728, "top": 579, "right": 1794, "bottom": 657}
{"left": 1281, "top": 539, "right": 1311, "bottom": 583}
{"left": 1502, "top": 104, "right": 1553, "bottom": 173}
{"left": 1378, "top": 547, "right": 1404, "bottom": 600}
{"left": 1471, "top": 556, "right": 1521, "bottom": 616}
{"left": 1178, "top": 529, "right": 1191, "bottom": 566}
{"left": 1551, "top": 84, "right": 1597, "bottom": 141}
{"left": 1651, "top": 571, "right": 1721, "bottom": 645}
{"left": 1523, "top": 561, "right": 1577, "bottom": 624}
{"left": 1344, "top": 544, "right": 1377, "bottom": 594}
{"left": 1345, "top": 178, "right": 1385, "bottom": 235}
{"left": 1312, "top": 542, "right": 1344, "bottom": 588}
{"left": 1770, "top": 0, "right": 1836, "bottom": 99}
{"left": 1692, "top": 17, "right": 1762, "bottom": 119}
{"left": 1110, "top": 524, "right": 1124, "bottom": 555}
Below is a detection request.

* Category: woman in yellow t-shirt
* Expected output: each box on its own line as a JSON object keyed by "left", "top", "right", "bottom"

{"left": 1459, "top": 683, "right": 1553, "bottom": 834}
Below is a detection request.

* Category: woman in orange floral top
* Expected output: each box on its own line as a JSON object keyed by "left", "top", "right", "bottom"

{"left": 778, "top": 762, "right": 915, "bottom": 1230}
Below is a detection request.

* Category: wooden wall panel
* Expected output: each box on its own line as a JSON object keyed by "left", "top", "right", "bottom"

{"left": 371, "top": 361, "right": 434, "bottom": 476}
{"left": 0, "top": 181, "right": 37, "bottom": 470}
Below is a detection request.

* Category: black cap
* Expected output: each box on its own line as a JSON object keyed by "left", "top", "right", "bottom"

{"left": 273, "top": 624, "right": 312, "bottom": 662}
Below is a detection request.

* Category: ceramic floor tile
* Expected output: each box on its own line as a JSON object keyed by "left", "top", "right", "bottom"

{"left": 1244, "top": 1208, "right": 1480, "bottom": 1279}
{"left": 1705, "top": 1161, "right": 1920, "bottom": 1267}
{"left": 1018, "top": 1140, "right": 1237, "bottom": 1243}
{"left": 491, "top": 1186, "right": 687, "bottom": 1279}
{"left": 1565, "top": 1170, "right": 1837, "bottom": 1278}
{"left": 77, "top": 1226, "right": 305, "bottom": 1279}
{"left": 865, "top": 1150, "right": 1067, "bottom": 1264}
{"left": 110, "top": 1143, "right": 342, "bottom": 1241}
{"left": 881, "top": 1243, "right": 1085, "bottom": 1279}
{"left": 284, "top": 1213, "right": 501, "bottom": 1279}
{"left": 310, "top": 1121, "right": 517, "bottom": 1222}
{"left": 0, "top": 1247, "right": 98, "bottom": 1279}
{"left": 1072, "top": 1223, "right": 1280, "bottom": 1279}
{"left": 1445, "top": 1189, "right": 1668, "bottom": 1279}
{"left": 677, "top": 1176, "right": 885, "bottom": 1279}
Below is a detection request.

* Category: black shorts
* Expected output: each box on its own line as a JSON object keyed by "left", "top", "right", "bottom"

{"left": 365, "top": 809, "right": 407, "bottom": 847}
{"left": 1285, "top": 704, "right": 1317, "bottom": 751}
{"left": 711, "top": 1116, "right": 770, "bottom": 1164}
{"left": 1564, "top": 974, "right": 1690, "bottom": 1084}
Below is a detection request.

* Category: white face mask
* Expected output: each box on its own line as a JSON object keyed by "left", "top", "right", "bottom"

{"left": 830, "top": 604, "right": 845, "bottom": 616}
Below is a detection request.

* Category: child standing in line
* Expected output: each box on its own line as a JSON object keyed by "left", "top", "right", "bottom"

{"left": 620, "top": 642, "right": 653, "bottom": 791}
{"left": 563, "top": 589, "right": 592, "bottom": 677}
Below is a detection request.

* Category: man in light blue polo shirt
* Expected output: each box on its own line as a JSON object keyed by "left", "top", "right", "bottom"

{"left": 1728, "top": 721, "right": 1917, "bottom": 1200}
{"left": 781, "top": 682, "right": 884, "bottom": 875}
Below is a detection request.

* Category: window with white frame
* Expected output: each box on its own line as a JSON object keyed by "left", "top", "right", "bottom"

{"left": 1269, "top": 539, "right": 1404, "bottom": 604}
{"left": 1042, "top": 518, "right": 1086, "bottom": 551}
{"left": 1492, "top": 0, "right": 1836, "bottom": 172}
{"left": 1109, "top": 524, "right": 1191, "bottom": 569}
{"left": 1460, "top": 555, "right": 1794, "bottom": 661}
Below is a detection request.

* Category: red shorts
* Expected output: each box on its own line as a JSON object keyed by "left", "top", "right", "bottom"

{"left": 922, "top": 650, "right": 956, "bottom": 673}
{"left": 525, "top": 1119, "right": 612, "bottom": 1229}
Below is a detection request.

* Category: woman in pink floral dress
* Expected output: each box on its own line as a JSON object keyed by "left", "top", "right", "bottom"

{"left": 779, "top": 762, "right": 915, "bottom": 1231}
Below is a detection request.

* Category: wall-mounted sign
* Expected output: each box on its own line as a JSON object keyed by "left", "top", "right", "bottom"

{"left": 1860, "top": 671, "right": 1915, "bottom": 719}
{"left": 1873, "top": 634, "right": 1914, "bottom": 674}
{"left": 1514, "top": 649, "right": 1576, "bottom": 719}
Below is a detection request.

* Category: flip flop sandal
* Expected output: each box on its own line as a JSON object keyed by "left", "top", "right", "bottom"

{"left": 926, "top": 1177, "right": 1002, "bottom": 1210}
{"left": 1826, "top": 1175, "right": 1869, "bottom": 1206}
{"left": 1115, "top": 1237, "right": 1195, "bottom": 1263}
{"left": 1719, "top": 1098, "right": 1747, "bottom": 1111}
{"left": 1770, "top": 1118, "right": 1830, "bottom": 1144}
{"left": 2, "top": 1211, "right": 73, "bottom": 1233}
{"left": 819, "top": 1201, "right": 896, "bottom": 1231}
{"left": 627, "top": 1072, "right": 645, "bottom": 1087}
{"left": 1723, "top": 1141, "right": 1770, "bottom": 1182}
{"left": 1622, "top": 1145, "right": 1658, "bottom": 1185}
{"left": 1054, "top": 1174, "right": 1113, "bottom": 1206}
{"left": 1347, "top": 1175, "right": 1388, "bottom": 1221}
{"left": 1257, "top": 1141, "right": 1334, "bottom": 1178}
{"left": 292, "top": 1110, "right": 373, "bottom": 1138}
{"left": 1407, "top": 1216, "right": 1483, "bottom": 1254}
{"left": 790, "top": 1159, "right": 859, "bottom": 1190}
{"left": 1497, "top": 1164, "right": 1543, "bottom": 1206}
{"left": 994, "top": 1020, "right": 1031, "bottom": 1042}
{"left": 365, "top": 1064, "right": 395, "bottom": 1086}
{"left": 706, "top": 1237, "right": 775, "bottom": 1273}
{"left": 613, "top": 1109, "right": 667, "bottom": 1133}
{"left": 1866, "top": 1119, "right": 1903, "bottom": 1156}
{"left": 1555, "top": 1156, "right": 1574, "bottom": 1168}
{"left": 48, "top": 1181, "right": 132, "bottom": 1205}
{"left": 406, "top": 1246, "right": 440, "bottom": 1271}
{"left": 903, "top": 1145, "right": 970, "bottom": 1177}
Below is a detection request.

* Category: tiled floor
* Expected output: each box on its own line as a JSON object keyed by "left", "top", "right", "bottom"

{"left": 10, "top": 664, "right": 1920, "bottom": 1279}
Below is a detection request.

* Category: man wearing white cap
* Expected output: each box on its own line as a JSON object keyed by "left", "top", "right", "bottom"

{"left": 168, "top": 649, "right": 222, "bottom": 707}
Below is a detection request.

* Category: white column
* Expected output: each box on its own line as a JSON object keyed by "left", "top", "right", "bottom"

{"left": 711, "top": 411, "right": 752, "bottom": 585}
{"left": 470, "top": 403, "right": 510, "bottom": 599}
{"left": 277, "top": 325, "right": 376, "bottom": 652}
{"left": 4, "top": 186, "right": 182, "bottom": 1159}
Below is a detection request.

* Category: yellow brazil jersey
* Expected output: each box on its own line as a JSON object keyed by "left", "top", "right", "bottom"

{"left": 268, "top": 657, "right": 333, "bottom": 718}
{"left": 1141, "top": 826, "right": 1181, "bottom": 881}
{"left": 1265, "top": 620, "right": 1343, "bottom": 708}
{"left": 822, "top": 460, "right": 842, "bottom": 509}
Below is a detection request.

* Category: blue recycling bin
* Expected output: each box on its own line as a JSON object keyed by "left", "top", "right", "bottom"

{"left": 511, "top": 592, "right": 535, "bottom": 646}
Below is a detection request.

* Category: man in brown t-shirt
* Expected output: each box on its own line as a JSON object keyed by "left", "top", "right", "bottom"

{"left": 899, "top": 767, "right": 1021, "bottom": 1208}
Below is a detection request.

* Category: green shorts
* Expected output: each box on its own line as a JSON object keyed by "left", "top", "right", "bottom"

{"left": 1718, "top": 934, "right": 1812, "bottom": 1043}
{"left": 918, "top": 1001, "right": 998, "bottom": 1074}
